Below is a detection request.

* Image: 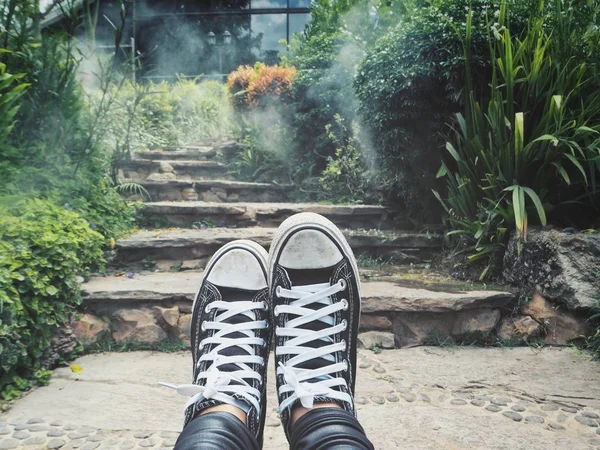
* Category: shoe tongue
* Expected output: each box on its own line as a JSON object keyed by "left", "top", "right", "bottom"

{"left": 285, "top": 267, "right": 337, "bottom": 372}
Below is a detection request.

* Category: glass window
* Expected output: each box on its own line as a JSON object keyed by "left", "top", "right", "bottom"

{"left": 289, "top": 0, "right": 311, "bottom": 8}
{"left": 136, "top": 0, "right": 176, "bottom": 16}
{"left": 289, "top": 13, "right": 310, "bottom": 39}
{"left": 251, "top": 0, "right": 286, "bottom": 9}
{"left": 215, "top": 0, "right": 250, "bottom": 10}
{"left": 251, "top": 14, "right": 286, "bottom": 64}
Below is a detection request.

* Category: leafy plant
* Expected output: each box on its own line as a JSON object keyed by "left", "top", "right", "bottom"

{"left": 436, "top": 1, "right": 600, "bottom": 269}
{"left": 0, "top": 200, "right": 105, "bottom": 399}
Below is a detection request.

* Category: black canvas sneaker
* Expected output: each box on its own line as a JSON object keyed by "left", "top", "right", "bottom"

{"left": 161, "top": 240, "right": 271, "bottom": 445}
{"left": 268, "top": 213, "right": 361, "bottom": 437}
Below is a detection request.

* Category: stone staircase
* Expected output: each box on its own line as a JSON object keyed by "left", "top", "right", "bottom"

{"left": 76, "top": 140, "right": 517, "bottom": 348}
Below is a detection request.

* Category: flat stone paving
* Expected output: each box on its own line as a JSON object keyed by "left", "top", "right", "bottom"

{"left": 2, "top": 347, "right": 600, "bottom": 449}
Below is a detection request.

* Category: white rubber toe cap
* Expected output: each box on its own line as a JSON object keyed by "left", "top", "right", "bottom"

{"left": 278, "top": 229, "right": 343, "bottom": 270}
{"left": 206, "top": 248, "right": 267, "bottom": 290}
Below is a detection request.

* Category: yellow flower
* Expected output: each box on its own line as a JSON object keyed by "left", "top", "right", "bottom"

{"left": 109, "top": 237, "right": 116, "bottom": 249}
{"left": 70, "top": 364, "right": 83, "bottom": 374}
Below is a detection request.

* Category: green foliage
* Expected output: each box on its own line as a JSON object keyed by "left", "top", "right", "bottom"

{"left": 319, "top": 114, "right": 380, "bottom": 204}
{"left": 104, "top": 78, "right": 236, "bottom": 151}
{"left": 0, "top": 200, "right": 105, "bottom": 399}
{"left": 436, "top": 1, "right": 600, "bottom": 265}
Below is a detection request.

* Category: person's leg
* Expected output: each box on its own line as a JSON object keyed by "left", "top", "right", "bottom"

{"left": 161, "top": 240, "right": 271, "bottom": 450}
{"left": 268, "top": 213, "right": 375, "bottom": 449}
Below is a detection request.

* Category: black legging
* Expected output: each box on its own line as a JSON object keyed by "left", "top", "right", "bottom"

{"left": 174, "top": 408, "right": 374, "bottom": 450}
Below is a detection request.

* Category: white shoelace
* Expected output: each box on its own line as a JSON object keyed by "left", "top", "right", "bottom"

{"left": 275, "top": 279, "right": 352, "bottom": 412}
{"left": 161, "top": 300, "right": 268, "bottom": 415}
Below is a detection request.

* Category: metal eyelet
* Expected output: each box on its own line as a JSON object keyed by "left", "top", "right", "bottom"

{"left": 341, "top": 319, "right": 348, "bottom": 331}
{"left": 262, "top": 301, "right": 268, "bottom": 310}
{"left": 341, "top": 339, "right": 347, "bottom": 351}
{"left": 205, "top": 304, "right": 212, "bottom": 313}
{"left": 340, "top": 299, "right": 348, "bottom": 310}
{"left": 343, "top": 359, "right": 349, "bottom": 371}
{"left": 275, "top": 286, "right": 282, "bottom": 298}
{"left": 201, "top": 321, "right": 207, "bottom": 332}
{"left": 339, "top": 279, "right": 347, "bottom": 290}
{"left": 274, "top": 306, "right": 280, "bottom": 317}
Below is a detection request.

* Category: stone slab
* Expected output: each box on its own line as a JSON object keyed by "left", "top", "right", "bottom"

{"left": 2, "top": 348, "right": 599, "bottom": 449}
{"left": 82, "top": 273, "right": 510, "bottom": 313}
{"left": 135, "top": 148, "right": 216, "bottom": 161}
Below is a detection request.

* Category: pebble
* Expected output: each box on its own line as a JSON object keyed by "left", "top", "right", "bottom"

{"left": 401, "top": 393, "right": 416, "bottom": 403}
{"left": 524, "top": 416, "right": 545, "bottom": 424}
{"left": 419, "top": 393, "right": 431, "bottom": 403}
{"left": 160, "top": 432, "right": 179, "bottom": 439}
{"left": 162, "top": 438, "right": 178, "bottom": 447}
{"left": 81, "top": 443, "right": 100, "bottom": 450}
{"left": 471, "top": 399, "right": 485, "bottom": 407}
{"left": 139, "top": 438, "right": 158, "bottom": 447}
{"left": 24, "top": 436, "right": 46, "bottom": 445}
{"left": 63, "top": 425, "right": 78, "bottom": 431}
{"left": 541, "top": 404, "right": 559, "bottom": 411}
{"left": 371, "top": 396, "right": 385, "bottom": 405}
{"left": 511, "top": 405, "right": 526, "bottom": 412}
{"left": 557, "top": 413, "right": 568, "bottom": 423}
{"left": 561, "top": 406, "right": 577, "bottom": 413}
{"left": 491, "top": 397, "right": 509, "bottom": 406}
{"left": 597, "top": 428, "right": 600, "bottom": 436}
{"left": 373, "top": 366, "right": 386, "bottom": 374}
{"left": 48, "top": 429, "right": 67, "bottom": 437}
{"left": 51, "top": 421, "right": 65, "bottom": 427}
{"left": 395, "top": 387, "right": 411, "bottom": 394}
{"left": 87, "top": 434, "right": 107, "bottom": 442}
{"left": 29, "top": 424, "right": 49, "bottom": 432}
{"left": 485, "top": 405, "right": 502, "bottom": 413}
{"left": 79, "top": 427, "right": 95, "bottom": 434}
{"left": 48, "top": 438, "right": 67, "bottom": 449}
{"left": 68, "top": 432, "right": 92, "bottom": 440}
{"left": 355, "top": 397, "right": 368, "bottom": 405}
{"left": 266, "top": 418, "right": 280, "bottom": 427}
{"left": 133, "top": 431, "right": 153, "bottom": 439}
{"left": 548, "top": 422, "right": 565, "bottom": 431}
{"left": 26, "top": 418, "right": 44, "bottom": 425}
{"left": 0, "top": 439, "right": 19, "bottom": 450}
{"left": 70, "top": 439, "right": 86, "bottom": 448}
{"left": 0, "top": 428, "right": 10, "bottom": 436}
{"left": 386, "top": 394, "right": 399, "bottom": 403}
{"left": 13, "top": 424, "right": 29, "bottom": 431}
{"left": 450, "top": 399, "right": 467, "bottom": 406}
{"left": 119, "top": 441, "right": 135, "bottom": 449}
{"left": 583, "top": 412, "right": 600, "bottom": 419}
{"left": 13, "top": 430, "right": 31, "bottom": 440}
{"left": 575, "top": 415, "right": 598, "bottom": 427}
{"left": 503, "top": 411, "right": 523, "bottom": 422}
{"left": 358, "top": 362, "right": 371, "bottom": 369}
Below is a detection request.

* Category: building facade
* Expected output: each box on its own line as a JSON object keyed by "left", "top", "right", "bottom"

{"left": 96, "top": 0, "right": 311, "bottom": 81}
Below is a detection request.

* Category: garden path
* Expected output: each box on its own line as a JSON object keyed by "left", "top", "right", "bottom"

{"left": 2, "top": 347, "right": 600, "bottom": 449}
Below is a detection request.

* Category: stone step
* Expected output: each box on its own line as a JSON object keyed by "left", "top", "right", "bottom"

{"left": 119, "top": 160, "right": 230, "bottom": 182}
{"left": 137, "top": 180, "right": 294, "bottom": 202}
{"left": 139, "top": 201, "right": 412, "bottom": 229}
{"left": 81, "top": 272, "right": 515, "bottom": 347}
{"left": 113, "top": 227, "right": 443, "bottom": 266}
{"left": 135, "top": 148, "right": 217, "bottom": 161}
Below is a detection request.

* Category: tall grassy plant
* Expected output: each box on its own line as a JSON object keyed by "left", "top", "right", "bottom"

{"left": 436, "top": 1, "right": 600, "bottom": 270}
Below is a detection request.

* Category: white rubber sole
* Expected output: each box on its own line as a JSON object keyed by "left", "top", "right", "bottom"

{"left": 192, "top": 239, "right": 269, "bottom": 313}
{"left": 267, "top": 212, "right": 362, "bottom": 295}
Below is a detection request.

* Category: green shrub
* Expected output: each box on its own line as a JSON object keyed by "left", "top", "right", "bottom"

{"left": 0, "top": 200, "right": 105, "bottom": 399}
{"left": 355, "top": 0, "right": 540, "bottom": 219}
{"left": 436, "top": 1, "right": 600, "bottom": 270}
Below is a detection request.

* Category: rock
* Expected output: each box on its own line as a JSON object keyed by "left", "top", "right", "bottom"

{"left": 392, "top": 313, "right": 454, "bottom": 348}
{"left": 583, "top": 412, "right": 600, "bottom": 419}
{"left": 386, "top": 394, "right": 399, "bottom": 402}
{"left": 524, "top": 416, "right": 545, "bottom": 424}
{"left": 153, "top": 306, "right": 179, "bottom": 328}
{"left": 401, "top": 393, "right": 417, "bottom": 402}
{"left": 355, "top": 397, "right": 368, "bottom": 405}
{"left": 48, "top": 438, "right": 67, "bottom": 449}
{"left": 541, "top": 404, "right": 559, "bottom": 411}
{"left": 71, "top": 314, "right": 110, "bottom": 346}
{"left": 451, "top": 399, "right": 467, "bottom": 405}
{"left": 471, "top": 399, "right": 485, "bottom": 407}
{"left": 561, "top": 406, "right": 577, "bottom": 413}
{"left": 159, "top": 162, "right": 174, "bottom": 173}
{"left": 497, "top": 315, "right": 542, "bottom": 342}
{"left": 521, "top": 292, "right": 589, "bottom": 345}
{"left": 503, "top": 228, "right": 600, "bottom": 310}
{"left": 358, "top": 362, "right": 371, "bottom": 369}
{"left": 486, "top": 405, "right": 502, "bottom": 412}
{"left": 370, "top": 396, "right": 385, "bottom": 405}
{"left": 548, "top": 422, "right": 565, "bottom": 431}
{"left": 177, "top": 314, "right": 192, "bottom": 345}
{"left": 373, "top": 366, "right": 386, "bottom": 373}
{"left": 181, "top": 188, "right": 198, "bottom": 201}
{"left": 111, "top": 309, "right": 167, "bottom": 344}
{"left": 133, "top": 432, "right": 153, "bottom": 439}
{"left": 357, "top": 331, "right": 395, "bottom": 350}
{"left": 503, "top": 411, "right": 523, "bottom": 422}
{"left": 181, "top": 260, "right": 202, "bottom": 270}
{"left": 81, "top": 443, "right": 100, "bottom": 450}
{"left": 452, "top": 308, "right": 501, "bottom": 336}
{"left": 0, "top": 439, "right": 18, "bottom": 450}
{"left": 419, "top": 393, "right": 431, "bottom": 403}
{"left": 24, "top": 436, "right": 46, "bottom": 445}
{"left": 48, "top": 429, "right": 66, "bottom": 437}
{"left": 511, "top": 405, "right": 526, "bottom": 412}
{"left": 12, "top": 430, "right": 30, "bottom": 439}
{"left": 119, "top": 441, "right": 135, "bottom": 449}
{"left": 360, "top": 315, "right": 393, "bottom": 331}
{"left": 28, "top": 424, "right": 48, "bottom": 431}
{"left": 491, "top": 397, "right": 510, "bottom": 406}
{"left": 26, "top": 419, "right": 44, "bottom": 424}
{"left": 147, "top": 172, "right": 176, "bottom": 181}
{"left": 575, "top": 415, "right": 599, "bottom": 427}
